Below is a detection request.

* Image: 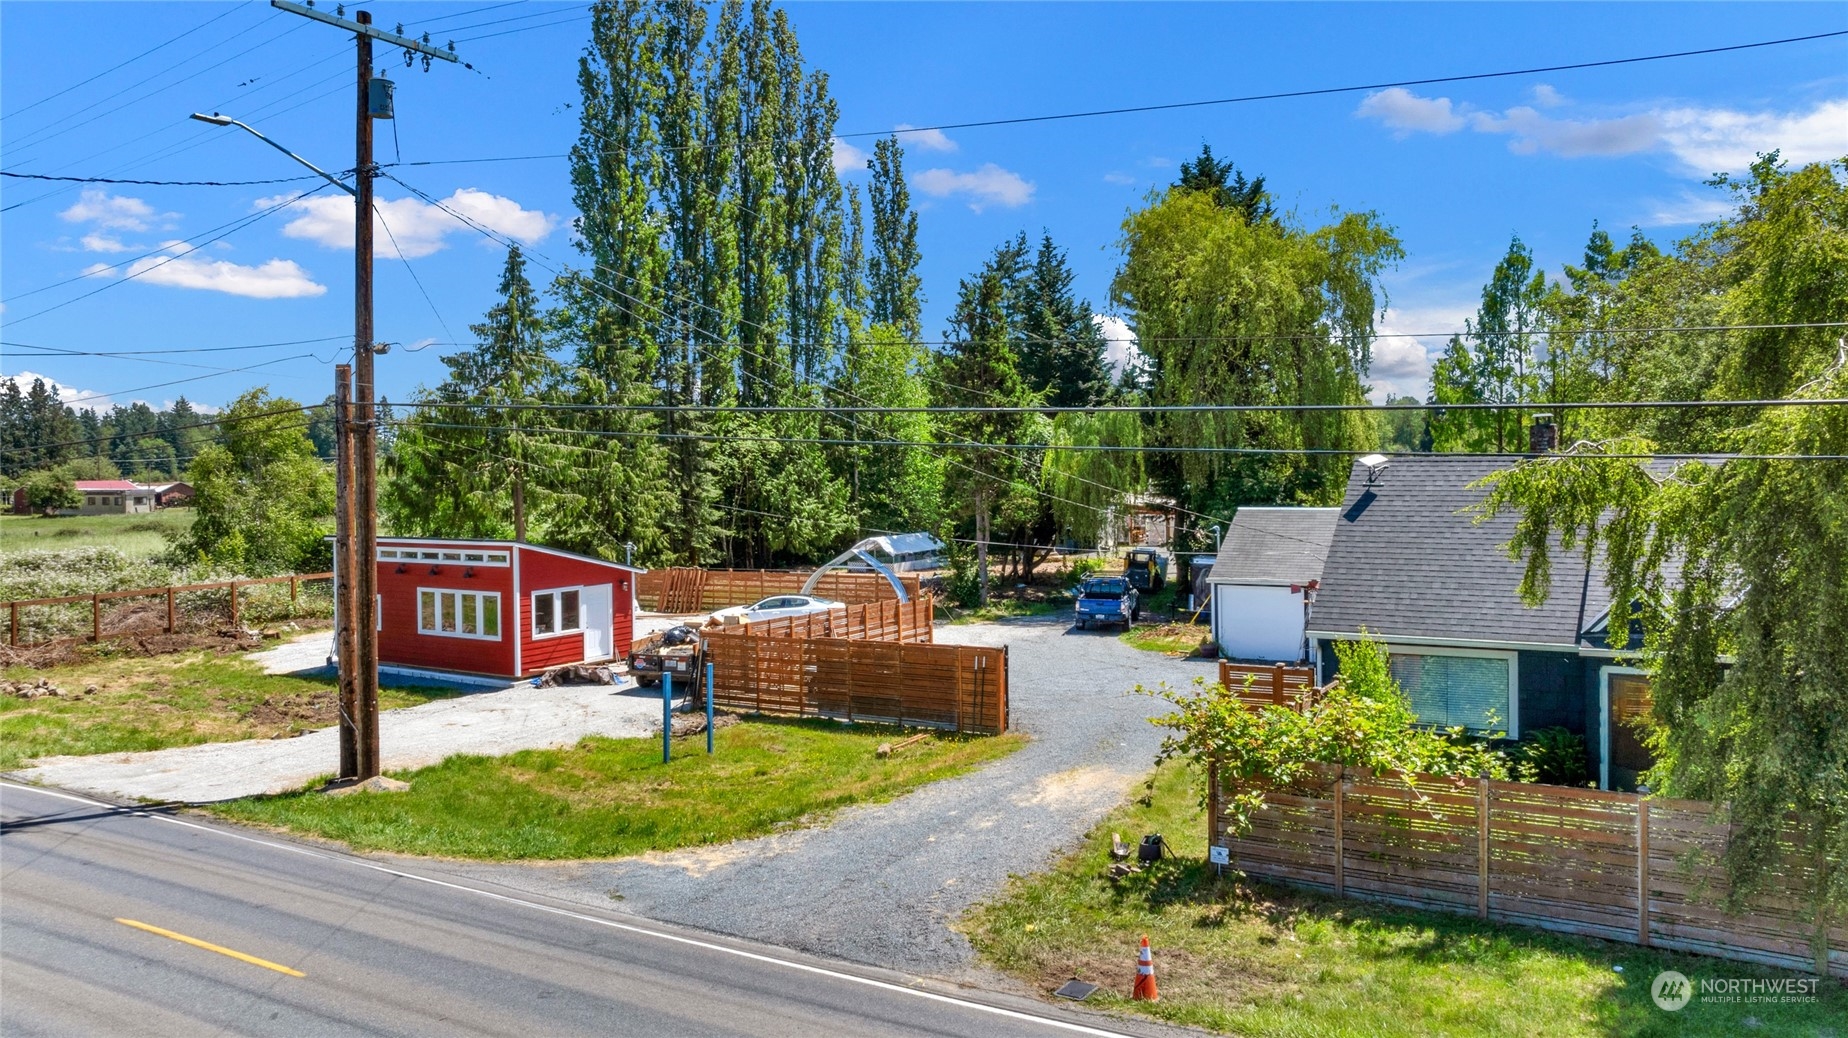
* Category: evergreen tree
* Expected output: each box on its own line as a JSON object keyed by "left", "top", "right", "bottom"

{"left": 1429, "top": 234, "right": 1550, "bottom": 452}
{"left": 1016, "top": 232, "right": 1113, "bottom": 407}
{"left": 1176, "top": 142, "right": 1274, "bottom": 225}
{"left": 866, "top": 136, "right": 923, "bottom": 342}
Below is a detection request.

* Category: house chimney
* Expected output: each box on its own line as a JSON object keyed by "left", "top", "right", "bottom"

{"left": 1529, "top": 413, "right": 1558, "bottom": 454}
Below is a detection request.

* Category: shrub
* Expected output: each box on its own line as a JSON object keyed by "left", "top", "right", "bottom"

{"left": 1063, "top": 556, "right": 1107, "bottom": 588}
{"left": 1515, "top": 726, "right": 1590, "bottom": 787}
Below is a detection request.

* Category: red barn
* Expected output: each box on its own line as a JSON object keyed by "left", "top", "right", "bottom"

{"left": 372, "top": 537, "right": 644, "bottom": 681}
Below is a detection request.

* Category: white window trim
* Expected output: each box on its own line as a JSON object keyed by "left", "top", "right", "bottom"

{"left": 379, "top": 547, "right": 509, "bottom": 567}
{"left": 531, "top": 586, "right": 586, "bottom": 640}
{"left": 1385, "top": 643, "right": 1520, "bottom": 739}
{"left": 416, "top": 587, "right": 504, "bottom": 642}
{"left": 1599, "top": 665, "right": 1650, "bottom": 791}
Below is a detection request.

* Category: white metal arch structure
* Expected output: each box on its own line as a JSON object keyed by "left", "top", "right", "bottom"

{"left": 802, "top": 539, "right": 910, "bottom": 603}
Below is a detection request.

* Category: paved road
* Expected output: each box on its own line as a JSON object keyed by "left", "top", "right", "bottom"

{"left": 434, "top": 617, "right": 1213, "bottom": 979}
{"left": 0, "top": 782, "right": 1164, "bottom": 1038}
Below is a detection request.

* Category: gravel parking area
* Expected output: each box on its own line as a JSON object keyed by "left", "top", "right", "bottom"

{"left": 420, "top": 617, "right": 1213, "bottom": 980}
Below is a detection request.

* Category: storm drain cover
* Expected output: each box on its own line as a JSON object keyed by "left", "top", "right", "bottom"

{"left": 1053, "top": 979, "right": 1099, "bottom": 1001}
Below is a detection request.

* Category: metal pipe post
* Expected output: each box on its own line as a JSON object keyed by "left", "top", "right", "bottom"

{"left": 662, "top": 672, "right": 672, "bottom": 764}
{"left": 705, "top": 662, "right": 714, "bottom": 755}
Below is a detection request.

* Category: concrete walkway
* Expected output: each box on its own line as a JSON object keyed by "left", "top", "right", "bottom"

{"left": 9, "top": 633, "right": 674, "bottom": 804}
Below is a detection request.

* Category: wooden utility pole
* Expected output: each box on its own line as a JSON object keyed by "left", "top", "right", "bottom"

{"left": 334, "top": 364, "right": 358, "bottom": 778}
{"left": 269, "top": 0, "right": 460, "bottom": 779}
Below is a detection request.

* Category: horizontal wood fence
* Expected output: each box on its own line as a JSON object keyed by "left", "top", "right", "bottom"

{"left": 734, "top": 596, "right": 935, "bottom": 643}
{"left": 637, "top": 567, "right": 920, "bottom": 613}
{"left": 1219, "top": 660, "right": 1319, "bottom": 709}
{"left": 1210, "top": 763, "right": 1846, "bottom": 977}
{"left": 5, "top": 573, "right": 333, "bottom": 647}
{"left": 705, "top": 631, "right": 1007, "bottom": 734}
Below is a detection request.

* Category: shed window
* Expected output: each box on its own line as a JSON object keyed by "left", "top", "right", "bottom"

{"left": 532, "top": 588, "right": 582, "bottom": 637}
{"left": 1387, "top": 648, "right": 1517, "bottom": 736}
{"left": 417, "top": 588, "right": 501, "bottom": 641}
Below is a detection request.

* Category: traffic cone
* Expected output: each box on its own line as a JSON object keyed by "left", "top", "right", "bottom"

{"left": 1132, "top": 935, "right": 1159, "bottom": 1001}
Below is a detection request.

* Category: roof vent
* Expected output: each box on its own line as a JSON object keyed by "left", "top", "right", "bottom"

{"left": 1529, "top": 414, "right": 1558, "bottom": 454}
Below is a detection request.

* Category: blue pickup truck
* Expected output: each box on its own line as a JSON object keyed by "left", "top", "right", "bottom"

{"left": 1075, "top": 576, "right": 1140, "bottom": 631}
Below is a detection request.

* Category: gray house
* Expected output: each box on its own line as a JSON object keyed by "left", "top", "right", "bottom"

{"left": 1307, "top": 454, "right": 1652, "bottom": 790}
{"left": 1206, "top": 507, "right": 1338, "bottom": 663}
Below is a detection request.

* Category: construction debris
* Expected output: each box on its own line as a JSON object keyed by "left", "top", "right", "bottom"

{"left": 663, "top": 711, "right": 741, "bottom": 739}
{"left": 322, "top": 775, "right": 411, "bottom": 796}
{"left": 875, "top": 732, "right": 932, "bottom": 758}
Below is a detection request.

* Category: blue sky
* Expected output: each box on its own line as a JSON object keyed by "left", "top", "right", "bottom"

{"left": 3, "top": 1, "right": 1844, "bottom": 416}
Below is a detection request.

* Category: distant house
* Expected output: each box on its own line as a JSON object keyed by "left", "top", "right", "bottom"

{"left": 151, "top": 481, "right": 194, "bottom": 507}
{"left": 366, "top": 537, "right": 645, "bottom": 681}
{"left": 12, "top": 479, "right": 182, "bottom": 515}
{"left": 1307, "top": 453, "right": 1654, "bottom": 790}
{"left": 1206, "top": 507, "right": 1338, "bottom": 663}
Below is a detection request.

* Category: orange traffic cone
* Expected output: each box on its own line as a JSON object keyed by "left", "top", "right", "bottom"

{"left": 1132, "top": 935, "right": 1159, "bottom": 1001}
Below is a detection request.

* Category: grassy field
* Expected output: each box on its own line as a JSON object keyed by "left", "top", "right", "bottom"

{"left": 211, "top": 720, "right": 1027, "bottom": 859}
{"left": 1, "top": 649, "right": 454, "bottom": 769}
{"left": 962, "top": 762, "right": 1846, "bottom": 1038}
{"left": 0, "top": 510, "right": 192, "bottom": 562}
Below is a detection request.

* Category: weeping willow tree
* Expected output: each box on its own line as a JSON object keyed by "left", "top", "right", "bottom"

{"left": 1042, "top": 410, "right": 1143, "bottom": 545}
{"left": 1111, "top": 154, "right": 1400, "bottom": 517}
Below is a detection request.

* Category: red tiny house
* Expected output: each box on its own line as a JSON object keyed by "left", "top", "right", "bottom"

{"left": 371, "top": 538, "right": 641, "bottom": 680}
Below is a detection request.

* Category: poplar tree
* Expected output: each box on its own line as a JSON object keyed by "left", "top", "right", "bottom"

{"left": 867, "top": 136, "right": 923, "bottom": 342}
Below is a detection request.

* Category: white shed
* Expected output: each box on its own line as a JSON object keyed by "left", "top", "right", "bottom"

{"left": 1207, "top": 507, "right": 1338, "bottom": 663}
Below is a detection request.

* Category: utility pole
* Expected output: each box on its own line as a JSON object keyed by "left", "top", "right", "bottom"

{"left": 269, "top": 0, "right": 460, "bottom": 779}
{"left": 333, "top": 365, "right": 358, "bottom": 777}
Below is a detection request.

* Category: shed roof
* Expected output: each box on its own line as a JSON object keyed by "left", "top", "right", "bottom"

{"left": 376, "top": 536, "right": 647, "bottom": 573}
{"left": 1306, "top": 456, "right": 1606, "bottom": 649}
{"left": 1207, "top": 507, "right": 1338, "bottom": 586}
{"left": 75, "top": 480, "right": 140, "bottom": 492}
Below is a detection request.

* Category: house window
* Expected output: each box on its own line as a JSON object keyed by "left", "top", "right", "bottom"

{"left": 1387, "top": 647, "right": 1517, "bottom": 736}
{"left": 417, "top": 588, "right": 501, "bottom": 640}
{"left": 380, "top": 549, "right": 399, "bottom": 559}
{"left": 532, "top": 588, "right": 582, "bottom": 637}
{"left": 86, "top": 496, "right": 97, "bottom": 506}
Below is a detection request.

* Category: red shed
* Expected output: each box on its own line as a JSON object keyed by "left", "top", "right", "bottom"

{"left": 371, "top": 537, "right": 644, "bottom": 681}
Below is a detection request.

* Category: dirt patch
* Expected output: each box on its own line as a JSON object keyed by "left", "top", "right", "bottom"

{"left": 1014, "top": 765, "right": 1135, "bottom": 808}
{"left": 0, "top": 619, "right": 333, "bottom": 670}
{"left": 245, "top": 689, "right": 340, "bottom": 731}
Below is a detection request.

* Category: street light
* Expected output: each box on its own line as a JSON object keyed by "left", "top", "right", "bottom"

{"left": 189, "top": 112, "right": 355, "bottom": 197}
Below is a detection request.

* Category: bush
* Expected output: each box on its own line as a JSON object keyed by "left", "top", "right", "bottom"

{"left": 1515, "top": 726, "right": 1590, "bottom": 787}
{"left": 1063, "top": 556, "right": 1107, "bottom": 588}
{"left": 940, "top": 536, "right": 982, "bottom": 608}
{"left": 1141, "top": 634, "right": 1516, "bottom": 833}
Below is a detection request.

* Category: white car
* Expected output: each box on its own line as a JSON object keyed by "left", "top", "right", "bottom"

{"left": 709, "top": 594, "right": 845, "bottom": 626}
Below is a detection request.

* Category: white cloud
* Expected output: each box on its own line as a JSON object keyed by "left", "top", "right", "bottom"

{"left": 0, "top": 371, "right": 221, "bottom": 414}
{"left": 1356, "top": 87, "right": 1468, "bottom": 135}
{"left": 1467, "top": 107, "right": 1661, "bottom": 157}
{"left": 1369, "top": 300, "right": 1478, "bottom": 400}
{"left": 912, "top": 163, "right": 1035, "bottom": 213}
{"left": 893, "top": 123, "right": 957, "bottom": 152}
{"left": 58, "top": 188, "right": 172, "bottom": 232}
{"left": 79, "top": 232, "right": 136, "bottom": 253}
{"left": 1103, "top": 172, "right": 1137, "bottom": 186}
{"left": 1091, "top": 314, "right": 1145, "bottom": 379}
{"left": 832, "top": 137, "right": 869, "bottom": 174}
{"left": 118, "top": 254, "right": 327, "bottom": 299}
{"left": 1529, "top": 84, "right": 1567, "bottom": 109}
{"left": 262, "top": 189, "right": 558, "bottom": 258}
{"left": 80, "top": 262, "right": 114, "bottom": 278}
{"left": 1358, "top": 89, "right": 1848, "bottom": 175}
{"left": 1641, "top": 190, "right": 1735, "bottom": 227}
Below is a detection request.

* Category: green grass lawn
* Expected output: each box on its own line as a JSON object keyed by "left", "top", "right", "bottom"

{"left": 0, "top": 510, "right": 192, "bottom": 561}
{"left": 1, "top": 649, "right": 454, "bottom": 769}
{"left": 210, "top": 720, "right": 1027, "bottom": 859}
{"left": 962, "top": 762, "right": 1846, "bottom": 1038}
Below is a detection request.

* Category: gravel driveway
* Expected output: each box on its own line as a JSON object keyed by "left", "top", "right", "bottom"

{"left": 421, "top": 616, "right": 1213, "bottom": 980}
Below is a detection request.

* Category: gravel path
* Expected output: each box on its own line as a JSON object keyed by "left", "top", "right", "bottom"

{"left": 419, "top": 617, "right": 1213, "bottom": 980}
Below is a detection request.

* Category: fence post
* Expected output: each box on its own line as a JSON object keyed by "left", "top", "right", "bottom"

{"left": 1271, "top": 662, "right": 1287, "bottom": 707}
{"left": 229, "top": 580, "right": 240, "bottom": 630}
{"left": 166, "top": 587, "right": 175, "bottom": 633}
{"left": 1636, "top": 795, "right": 1651, "bottom": 946}
{"left": 1477, "top": 777, "right": 1491, "bottom": 920}
{"left": 9, "top": 602, "right": 18, "bottom": 646}
{"left": 290, "top": 575, "right": 299, "bottom": 614}
{"left": 91, "top": 593, "right": 101, "bottom": 642}
{"left": 1333, "top": 768, "right": 1346, "bottom": 898}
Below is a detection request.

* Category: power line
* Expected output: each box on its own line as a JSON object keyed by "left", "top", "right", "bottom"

{"left": 0, "top": 170, "right": 326, "bottom": 187}
{"left": 374, "top": 205, "right": 459, "bottom": 347}
{"left": 3, "top": 335, "right": 349, "bottom": 357}
{"left": 384, "top": 395, "right": 1848, "bottom": 416}
{"left": 453, "top": 11, "right": 588, "bottom": 42}
{"left": 0, "top": 2, "right": 252, "bottom": 122}
{"left": 835, "top": 29, "right": 1848, "bottom": 139}
{"left": 1, "top": 402, "right": 321, "bottom": 457}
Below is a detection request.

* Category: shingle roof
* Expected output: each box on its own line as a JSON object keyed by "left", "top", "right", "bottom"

{"left": 1306, "top": 456, "right": 1605, "bottom": 648}
{"left": 1207, "top": 507, "right": 1339, "bottom": 585}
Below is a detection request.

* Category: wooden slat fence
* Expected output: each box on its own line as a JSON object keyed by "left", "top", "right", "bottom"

{"left": 705, "top": 630, "right": 1007, "bottom": 734}
{"left": 1210, "top": 763, "right": 1847, "bottom": 977}
{"left": 733, "top": 597, "right": 934, "bottom": 643}
{"left": 637, "top": 567, "right": 920, "bottom": 612}
{"left": 1219, "top": 660, "right": 1319, "bottom": 709}
{"left": 5, "top": 573, "right": 334, "bottom": 647}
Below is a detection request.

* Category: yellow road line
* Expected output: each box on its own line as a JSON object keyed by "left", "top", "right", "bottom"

{"left": 114, "top": 918, "right": 306, "bottom": 977}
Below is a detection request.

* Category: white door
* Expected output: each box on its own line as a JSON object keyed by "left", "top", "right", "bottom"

{"left": 581, "top": 584, "right": 614, "bottom": 660}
